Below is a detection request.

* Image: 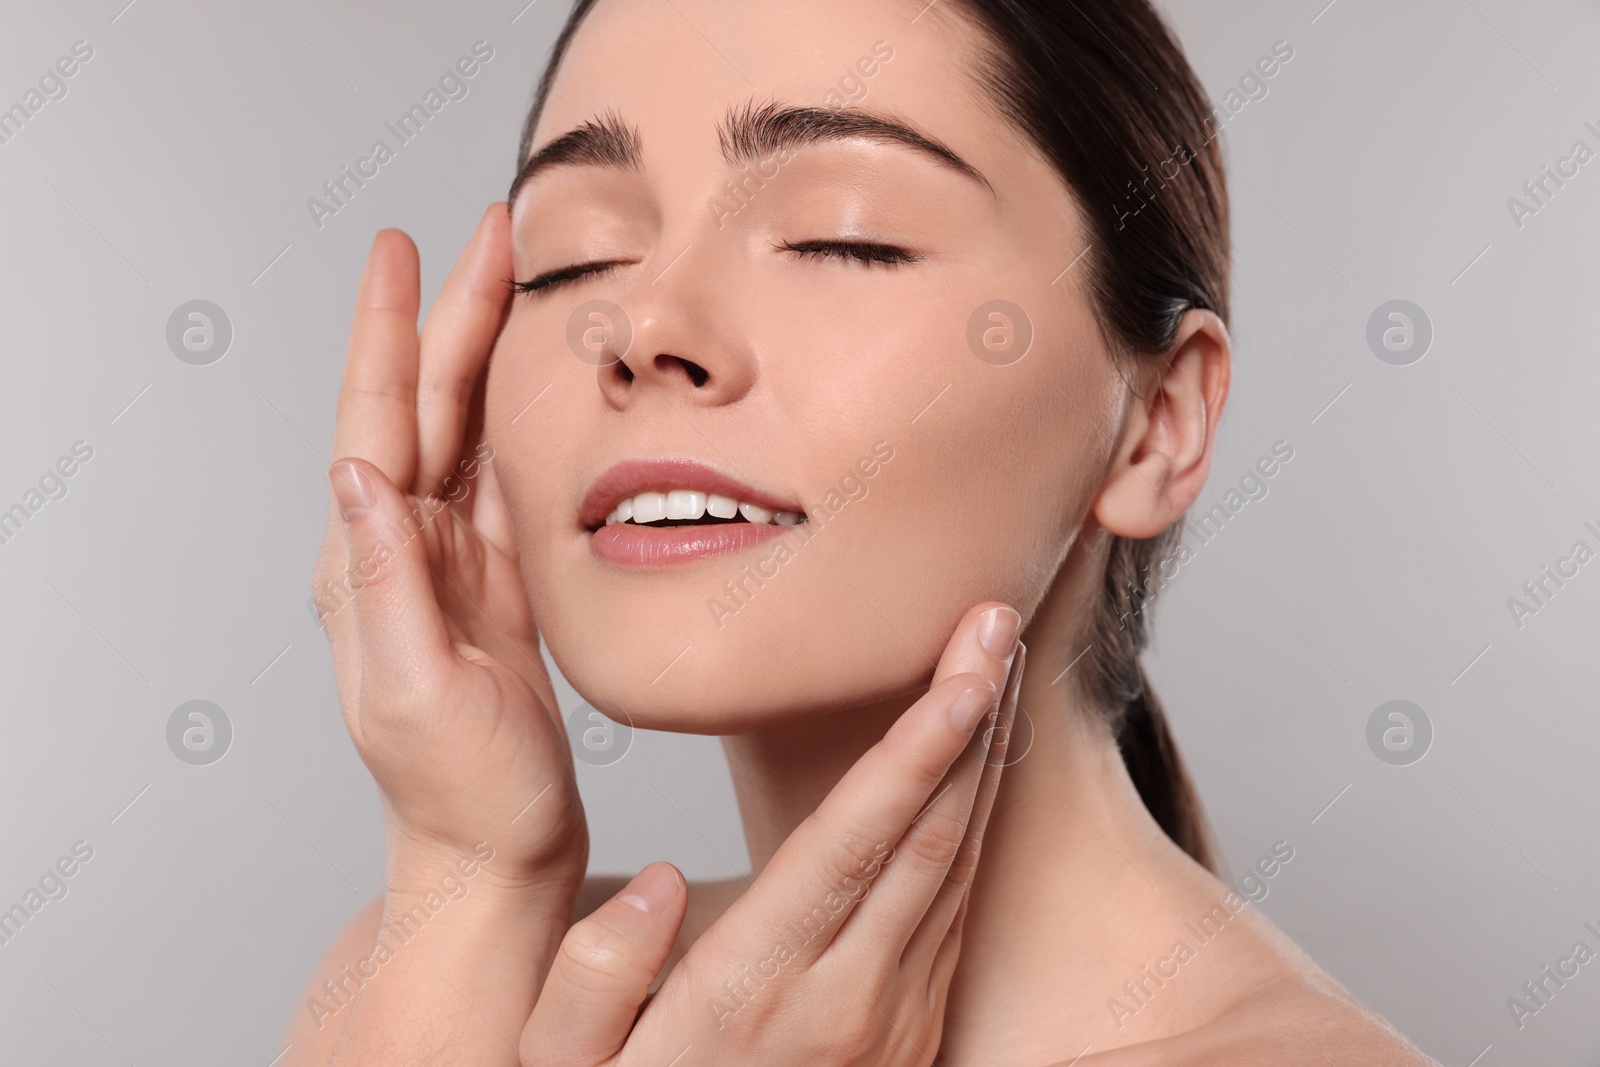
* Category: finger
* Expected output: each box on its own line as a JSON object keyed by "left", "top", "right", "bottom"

{"left": 331, "top": 229, "right": 421, "bottom": 488}
{"left": 520, "top": 863, "right": 687, "bottom": 1067}
{"left": 930, "top": 600, "right": 1020, "bottom": 692}
{"left": 898, "top": 642, "right": 1025, "bottom": 977}
{"left": 708, "top": 603, "right": 1022, "bottom": 970}
{"left": 927, "top": 876, "right": 970, "bottom": 999}
{"left": 327, "top": 457, "right": 458, "bottom": 740}
{"left": 414, "top": 204, "right": 514, "bottom": 496}
{"left": 805, "top": 602, "right": 1017, "bottom": 855}
{"left": 831, "top": 641, "right": 1025, "bottom": 972}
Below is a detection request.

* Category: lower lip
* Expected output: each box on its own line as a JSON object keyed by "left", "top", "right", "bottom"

{"left": 589, "top": 521, "right": 798, "bottom": 566}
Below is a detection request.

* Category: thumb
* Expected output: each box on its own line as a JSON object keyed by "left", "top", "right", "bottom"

{"left": 521, "top": 863, "right": 687, "bottom": 1066}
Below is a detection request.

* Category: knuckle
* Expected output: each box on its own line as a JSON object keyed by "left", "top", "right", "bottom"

{"left": 308, "top": 567, "right": 349, "bottom": 619}
{"left": 943, "top": 836, "right": 982, "bottom": 890}
{"left": 337, "top": 382, "right": 413, "bottom": 417}
{"left": 813, "top": 1018, "right": 878, "bottom": 1064}
{"left": 343, "top": 534, "right": 405, "bottom": 590}
{"left": 415, "top": 372, "right": 471, "bottom": 408}
{"left": 810, "top": 816, "right": 893, "bottom": 898}
{"left": 355, "top": 700, "right": 421, "bottom": 758}
{"left": 900, "top": 803, "right": 967, "bottom": 869}
{"left": 884, "top": 716, "right": 965, "bottom": 791}
{"left": 556, "top": 918, "right": 646, "bottom": 995}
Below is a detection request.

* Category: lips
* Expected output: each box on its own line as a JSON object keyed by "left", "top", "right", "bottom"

{"left": 581, "top": 457, "right": 807, "bottom": 567}
{"left": 580, "top": 458, "right": 803, "bottom": 530}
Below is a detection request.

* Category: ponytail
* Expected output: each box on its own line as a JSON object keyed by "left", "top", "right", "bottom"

{"left": 1117, "top": 663, "right": 1217, "bottom": 873}
{"left": 1085, "top": 525, "right": 1221, "bottom": 875}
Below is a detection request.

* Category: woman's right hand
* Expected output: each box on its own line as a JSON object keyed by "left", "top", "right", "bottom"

{"left": 312, "top": 206, "right": 585, "bottom": 894}
{"left": 300, "top": 207, "right": 585, "bottom": 1063}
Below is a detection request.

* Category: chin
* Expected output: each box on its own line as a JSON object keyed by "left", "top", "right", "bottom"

{"left": 527, "top": 523, "right": 963, "bottom": 735}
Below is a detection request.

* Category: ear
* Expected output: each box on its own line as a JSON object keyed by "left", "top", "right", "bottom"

{"left": 1092, "top": 309, "right": 1231, "bottom": 539}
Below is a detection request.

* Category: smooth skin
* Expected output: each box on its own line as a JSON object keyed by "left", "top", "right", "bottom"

{"left": 288, "top": 0, "right": 1438, "bottom": 1062}
{"left": 295, "top": 211, "right": 1026, "bottom": 1062}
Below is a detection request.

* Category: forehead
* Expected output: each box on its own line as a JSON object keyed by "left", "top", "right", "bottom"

{"left": 528, "top": 0, "right": 1012, "bottom": 175}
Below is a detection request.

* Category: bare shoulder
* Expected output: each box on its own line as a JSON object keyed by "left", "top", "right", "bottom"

{"left": 1085, "top": 974, "right": 1439, "bottom": 1067}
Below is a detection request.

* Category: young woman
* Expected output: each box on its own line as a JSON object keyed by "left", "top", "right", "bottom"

{"left": 286, "top": 0, "right": 1437, "bottom": 1062}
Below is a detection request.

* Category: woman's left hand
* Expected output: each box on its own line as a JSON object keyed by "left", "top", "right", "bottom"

{"left": 518, "top": 602, "right": 1025, "bottom": 1066}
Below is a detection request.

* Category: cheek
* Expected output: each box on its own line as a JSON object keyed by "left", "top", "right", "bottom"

{"left": 713, "top": 313, "right": 1097, "bottom": 687}
{"left": 842, "top": 359, "right": 1094, "bottom": 634}
{"left": 483, "top": 320, "right": 583, "bottom": 553}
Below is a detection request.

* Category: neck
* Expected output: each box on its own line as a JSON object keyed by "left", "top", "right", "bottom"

{"left": 717, "top": 532, "right": 1233, "bottom": 1059}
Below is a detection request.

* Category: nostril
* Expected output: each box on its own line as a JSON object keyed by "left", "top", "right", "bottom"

{"left": 656, "top": 354, "right": 709, "bottom": 387}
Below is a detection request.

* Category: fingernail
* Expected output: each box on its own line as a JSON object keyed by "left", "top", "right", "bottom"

{"left": 977, "top": 606, "right": 1021, "bottom": 659}
{"left": 329, "top": 461, "right": 374, "bottom": 521}
{"left": 618, "top": 863, "right": 678, "bottom": 913}
{"left": 949, "top": 683, "right": 998, "bottom": 734}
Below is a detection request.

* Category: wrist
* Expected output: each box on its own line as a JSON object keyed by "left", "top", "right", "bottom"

{"left": 374, "top": 863, "right": 572, "bottom": 997}
{"left": 384, "top": 811, "right": 589, "bottom": 894}
{"left": 329, "top": 843, "right": 574, "bottom": 1064}
{"left": 383, "top": 833, "right": 583, "bottom": 930}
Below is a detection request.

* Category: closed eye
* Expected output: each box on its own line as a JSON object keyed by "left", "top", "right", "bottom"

{"left": 778, "top": 239, "right": 923, "bottom": 268}
{"left": 509, "top": 260, "right": 624, "bottom": 297}
{"left": 510, "top": 239, "right": 921, "bottom": 297}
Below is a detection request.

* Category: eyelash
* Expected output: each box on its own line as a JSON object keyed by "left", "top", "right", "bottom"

{"left": 776, "top": 239, "right": 923, "bottom": 268}
{"left": 509, "top": 240, "right": 922, "bottom": 297}
{"left": 510, "top": 260, "right": 619, "bottom": 297}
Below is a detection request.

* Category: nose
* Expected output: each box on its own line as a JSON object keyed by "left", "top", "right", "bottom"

{"left": 594, "top": 244, "right": 756, "bottom": 410}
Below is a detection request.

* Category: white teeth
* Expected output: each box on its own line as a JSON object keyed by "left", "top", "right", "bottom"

{"left": 665, "top": 489, "right": 707, "bottom": 520}
{"left": 631, "top": 491, "right": 667, "bottom": 524}
{"left": 602, "top": 490, "right": 804, "bottom": 526}
{"left": 738, "top": 502, "right": 774, "bottom": 524}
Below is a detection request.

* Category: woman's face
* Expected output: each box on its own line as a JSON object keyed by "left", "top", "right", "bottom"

{"left": 485, "top": 0, "right": 1124, "bottom": 731}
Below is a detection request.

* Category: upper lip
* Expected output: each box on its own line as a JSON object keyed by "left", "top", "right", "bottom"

{"left": 580, "top": 457, "right": 804, "bottom": 529}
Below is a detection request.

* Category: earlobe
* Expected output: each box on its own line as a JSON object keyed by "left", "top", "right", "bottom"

{"left": 1091, "top": 309, "right": 1231, "bottom": 540}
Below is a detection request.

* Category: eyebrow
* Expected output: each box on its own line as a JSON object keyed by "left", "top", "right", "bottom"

{"left": 506, "top": 99, "right": 992, "bottom": 203}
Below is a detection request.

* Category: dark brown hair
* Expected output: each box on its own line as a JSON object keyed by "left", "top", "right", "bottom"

{"left": 516, "top": 0, "right": 1228, "bottom": 874}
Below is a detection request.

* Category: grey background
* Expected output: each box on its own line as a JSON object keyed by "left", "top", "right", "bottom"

{"left": 1, "top": 0, "right": 1596, "bottom": 1062}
